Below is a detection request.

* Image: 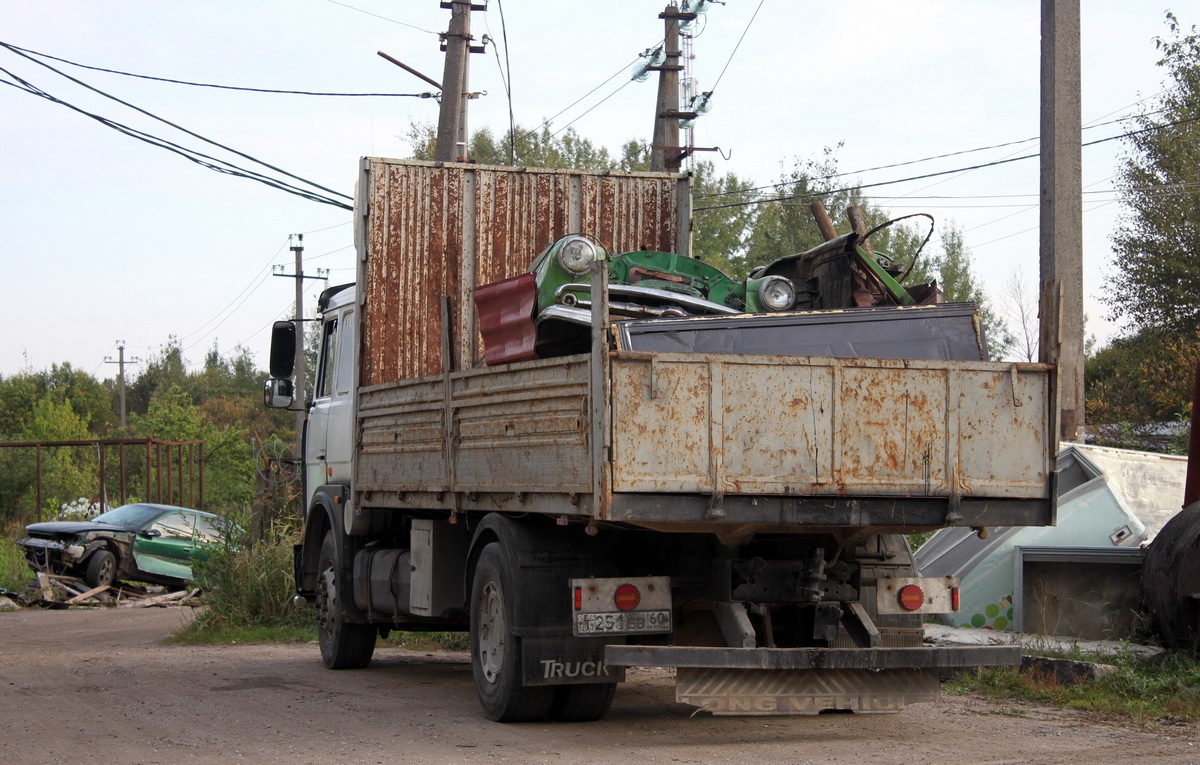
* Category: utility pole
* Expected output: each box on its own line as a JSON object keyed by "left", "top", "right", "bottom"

{"left": 291, "top": 235, "right": 306, "bottom": 455}
{"left": 273, "top": 235, "right": 328, "bottom": 455}
{"left": 1039, "top": 0, "right": 1083, "bottom": 442}
{"left": 651, "top": 4, "right": 689, "bottom": 171}
{"left": 104, "top": 341, "right": 140, "bottom": 429}
{"left": 435, "top": 1, "right": 486, "bottom": 162}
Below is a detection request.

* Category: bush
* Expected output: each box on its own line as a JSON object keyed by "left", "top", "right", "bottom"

{"left": 0, "top": 533, "right": 33, "bottom": 593}
{"left": 187, "top": 512, "right": 307, "bottom": 632}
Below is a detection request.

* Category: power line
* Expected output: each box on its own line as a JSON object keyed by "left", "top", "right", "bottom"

{"left": 1, "top": 41, "right": 435, "bottom": 97}
{"left": 0, "top": 42, "right": 352, "bottom": 204}
{"left": 323, "top": 0, "right": 437, "bottom": 34}
{"left": 708, "top": 0, "right": 765, "bottom": 95}
{"left": 0, "top": 70, "right": 351, "bottom": 209}
{"left": 696, "top": 109, "right": 1170, "bottom": 201}
{"left": 694, "top": 113, "right": 1200, "bottom": 212}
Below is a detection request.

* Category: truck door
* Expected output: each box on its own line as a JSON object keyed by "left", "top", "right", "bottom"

{"left": 305, "top": 307, "right": 356, "bottom": 510}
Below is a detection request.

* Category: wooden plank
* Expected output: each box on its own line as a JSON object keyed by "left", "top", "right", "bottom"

{"left": 65, "top": 585, "right": 110, "bottom": 604}
{"left": 120, "top": 589, "right": 189, "bottom": 609}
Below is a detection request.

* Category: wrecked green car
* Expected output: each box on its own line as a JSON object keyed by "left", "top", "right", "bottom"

{"left": 18, "top": 503, "right": 224, "bottom": 589}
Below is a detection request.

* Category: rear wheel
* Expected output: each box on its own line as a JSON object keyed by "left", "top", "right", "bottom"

{"left": 316, "top": 530, "right": 376, "bottom": 669}
{"left": 471, "top": 543, "right": 554, "bottom": 722}
{"left": 84, "top": 549, "right": 116, "bottom": 589}
{"left": 551, "top": 682, "right": 617, "bottom": 722}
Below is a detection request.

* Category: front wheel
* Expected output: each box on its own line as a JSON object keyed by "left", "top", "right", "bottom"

{"left": 316, "top": 530, "right": 376, "bottom": 669}
{"left": 85, "top": 549, "right": 117, "bottom": 589}
{"left": 471, "top": 543, "right": 554, "bottom": 722}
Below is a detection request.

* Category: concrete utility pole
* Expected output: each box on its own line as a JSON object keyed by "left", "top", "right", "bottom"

{"left": 273, "top": 235, "right": 329, "bottom": 456}
{"left": 651, "top": 5, "right": 686, "bottom": 172}
{"left": 104, "top": 341, "right": 140, "bottom": 429}
{"left": 435, "top": 1, "right": 485, "bottom": 162}
{"left": 1039, "top": 0, "right": 1084, "bottom": 442}
{"left": 291, "top": 235, "right": 307, "bottom": 455}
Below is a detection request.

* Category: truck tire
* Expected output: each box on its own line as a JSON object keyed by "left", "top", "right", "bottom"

{"left": 552, "top": 682, "right": 617, "bottom": 722}
{"left": 470, "top": 543, "right": 555, "bottom": 722}
{"left": 85, "top": 549, "right": 117, "bottom": 589}
{"left": 316, "top": 530, "right": 376, "bottom": 669}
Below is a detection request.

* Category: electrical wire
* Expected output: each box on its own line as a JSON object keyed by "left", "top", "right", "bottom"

{"left": 486, "top": 0, "right": 517, "bottom": 165}
{"left": 707, "top": 0, "right": 765, "bottom": 96}
{"left": 696, "top": 109, "right": 1170, "bottom": 201}
{"left": 323, "top": 0, "right": 437, "bottom": 34}
{"left": 178, "top": 240, "right": 290, "bottom": 346}
{"left": 0, "top": 42, "right": 352, "bottom": 203}
{"left": 0, "top": 70, "right": 351, "bottom": 209}
{"left": 694, "top": 113, "right": 1200, "bottom": 213}
{"left": 1, "top": 42, "right": 433, "bottom": 97}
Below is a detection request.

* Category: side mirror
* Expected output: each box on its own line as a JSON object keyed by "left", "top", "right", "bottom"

{"left": 264, "top": 378, "right": 294, "bottom": 409}
{"left": 269, "top": 321, "right": 297, "bottom": 379}
{"left": 140, "top": 528, "right": 162, "bottom": 539}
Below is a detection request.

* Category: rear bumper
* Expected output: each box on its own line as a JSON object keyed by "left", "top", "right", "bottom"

{"left": 605, "top": 644, "right": 1021, "bottom": 670}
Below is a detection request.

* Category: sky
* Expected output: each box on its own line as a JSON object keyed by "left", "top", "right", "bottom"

{"left": 0, "top": 0, "right": 1182, "bottom": 380}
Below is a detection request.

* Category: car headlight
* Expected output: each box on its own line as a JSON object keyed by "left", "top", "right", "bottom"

{"left": 557, "top": 237, "right": 598, "bottom": 275}
{"left": 758, "top": 275, "right": 796, "bottom": 311}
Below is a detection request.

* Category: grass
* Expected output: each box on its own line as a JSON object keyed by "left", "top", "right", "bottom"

{"left": 948, "top": 647, "right": 1200, "bottom": 724}
{"left": 0, "top": 533, "right": 35, "bottom": 595}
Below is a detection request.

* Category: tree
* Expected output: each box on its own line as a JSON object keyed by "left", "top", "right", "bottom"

{"left": 930, "top": 225, "right": 1014, "bottom": 359}
{"left": 1002, "top": 267, "right": 1039, "bottom": 362}
{"left": 1104, "top": 13, "right": 1200, "bottom": 334}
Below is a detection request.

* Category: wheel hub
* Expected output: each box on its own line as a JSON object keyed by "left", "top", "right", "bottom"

{"left": 477, "top": 581, "right": 505, "bottom": 683}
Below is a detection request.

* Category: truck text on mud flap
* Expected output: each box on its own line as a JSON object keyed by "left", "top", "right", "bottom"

{"left": 264, "top": 158, "right": 1057, "bottom": 722}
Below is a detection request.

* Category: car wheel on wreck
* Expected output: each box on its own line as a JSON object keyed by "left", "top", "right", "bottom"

{"left": 85, "top": 549, "right": 117, "bottom": 589}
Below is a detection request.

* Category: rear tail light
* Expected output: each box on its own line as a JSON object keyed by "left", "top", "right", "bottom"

{"left": 950, "top": 586, "right": 960, "bottom": 611}
{"left": 898, "top": 584, "right": 925, "bottom": 612}
{"left": 614, "top": 583, "right": 641, "bottom": 611}
{"left": 574, "top": 586, "right": 582, "bottom": 611}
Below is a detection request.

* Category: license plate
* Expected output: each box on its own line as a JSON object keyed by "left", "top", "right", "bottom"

{"left": 574, "top": 610, "right": 672, "bottom": 635}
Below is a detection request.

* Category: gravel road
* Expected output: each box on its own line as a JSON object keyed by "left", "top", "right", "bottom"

{"left": 1, "top": 607, "right": 1196, "bottom": 764}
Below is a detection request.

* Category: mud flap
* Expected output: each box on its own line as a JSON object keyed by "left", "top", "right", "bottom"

{"left": 675, "top": 667, "right": 939, "bottom": 715}
{"left": 521, "top": 635, "right": 627, "bottom": 686}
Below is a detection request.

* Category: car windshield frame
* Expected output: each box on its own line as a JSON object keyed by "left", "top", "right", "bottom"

{"left": 91, "top": 504, "right": 166, "bottom": 530}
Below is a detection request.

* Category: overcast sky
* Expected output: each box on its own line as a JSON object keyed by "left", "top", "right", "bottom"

{"left": 1, "top": 1, "right": 1181, "bottom": 380}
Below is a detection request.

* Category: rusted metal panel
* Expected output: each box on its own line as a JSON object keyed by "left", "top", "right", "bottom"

{"left": 354, "top": 356, "right": 592, "bottom": 502}
{"left": 360, "top": 159, "right": 687, "bottom": 386}
{"left": 610, "top": 354, "right": 1053, "bottom": 502}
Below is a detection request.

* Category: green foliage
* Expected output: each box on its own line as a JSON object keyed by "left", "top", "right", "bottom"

{"left": 1105, "top": 13, "right": 1200, "bottom": 334}
{"left": 1086, "top": 329, "right": 1196, "bottom": 452}
{"left": 133, "top": 385, "right": 257, "bottom": 511}
{"left": 950, "top": 649, "right": 1200, "bottom": 723}
{"left": 929, "top": 224, "right": 1014, "bottom": 359}
{"left": 185, "top": 511, "right": 306, "bottom": 632}
{"left": 0, "top": 535, "right": 32, "bottom": 593}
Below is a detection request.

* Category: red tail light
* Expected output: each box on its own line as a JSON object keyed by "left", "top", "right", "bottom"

{"left": 614, "top": 584, "right": 641, "bottom": 611}
{"left": 574, "top": 586, "right": 582, "bottom": 611}
{"left": 950, "top": 586, "right": 960, "bottom": 611}
{"left": 898, "top": 584, "right": 925, "bottom": 612}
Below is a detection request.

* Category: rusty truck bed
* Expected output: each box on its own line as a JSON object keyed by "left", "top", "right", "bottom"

{"left": 353, "top": 351, "right": 1056, "bottom": 532}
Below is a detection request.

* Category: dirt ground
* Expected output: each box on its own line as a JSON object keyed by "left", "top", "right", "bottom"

{"left": 1, "top": 607, "right": 1197, "bottom": 765}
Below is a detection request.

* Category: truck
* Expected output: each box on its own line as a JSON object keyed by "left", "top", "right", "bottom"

{"left": 264, "top": 157, "right": 1057, "bottom": 722}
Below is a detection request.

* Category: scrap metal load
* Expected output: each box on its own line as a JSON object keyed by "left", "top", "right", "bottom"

{"left": 476, "top": 214, "right": 957, "bottom": 365}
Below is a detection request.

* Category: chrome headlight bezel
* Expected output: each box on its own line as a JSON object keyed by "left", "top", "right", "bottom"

{"left": 557, "top": 237, "right": 599, "bottom": 275}
{"left": 758, "top": 275, "right": 797, "bottom": 311}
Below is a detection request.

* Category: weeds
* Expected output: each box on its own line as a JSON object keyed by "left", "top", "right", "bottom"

{"left": 949, "top": 648, "right": 1200, "bottom": 724}
{"left": 0, "top": 533, "right": 33, "bottom": 594}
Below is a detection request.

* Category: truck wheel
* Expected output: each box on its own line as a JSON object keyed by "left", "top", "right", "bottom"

{"left": 552, "top": 682, "right": 617, "bottom": 722}
{"left": 316, "top": 530, "right": 376, "bottom": 669}
{"left": 471, "top": 543, "right": 554, "bottom": 722}
{"left": 85, "top": 549, "right": 117, "bottom": 589}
